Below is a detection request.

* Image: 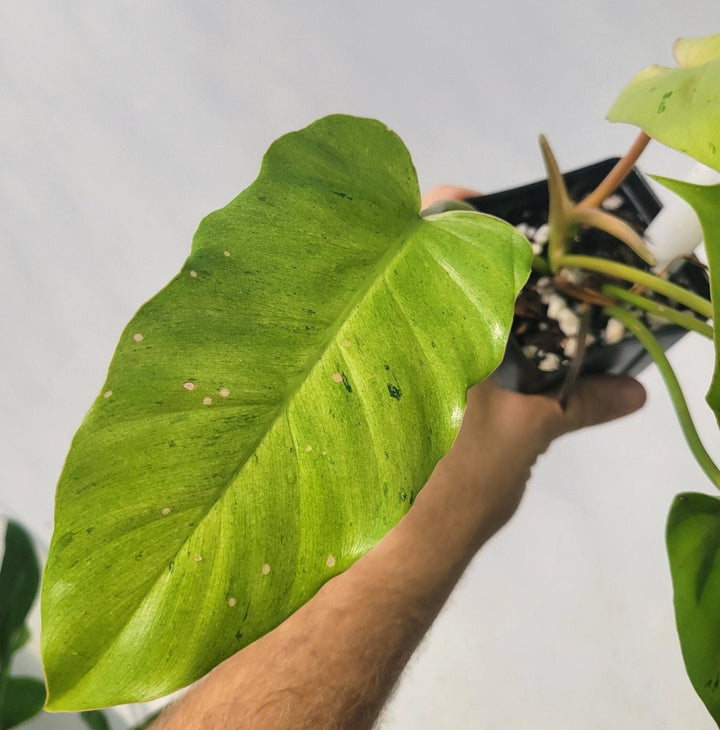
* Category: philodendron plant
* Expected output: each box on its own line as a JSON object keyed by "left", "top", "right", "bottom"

{"left": 41, "top": 115, "right": 531, "bottom": 710}
{"left": 40, "top": 31, "right": 720, "bottom": 724}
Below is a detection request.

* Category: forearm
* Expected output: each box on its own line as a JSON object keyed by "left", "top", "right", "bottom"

{"left": 153, "top": 457, "right": 496, "bottom": 730}
{"left": 152, "top": 375, "right": 645, "bottom": 729}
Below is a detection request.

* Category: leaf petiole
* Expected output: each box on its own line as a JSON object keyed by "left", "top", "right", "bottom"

{"left": 579, "top": 131, "right": 652, "bottom": 209}
{"left": 558, "top": 254, "right": 713, "bottom": 319}
{"left": 601, "top": 283, "right": 713, "bottom": 339}
{"left": 605, "top": 305, "right": 720, "bottom": 490}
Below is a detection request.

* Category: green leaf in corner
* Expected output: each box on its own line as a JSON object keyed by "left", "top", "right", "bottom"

{"left": 667, "top": 492, "right": 720, "bottom": 724}
{"left": 9, "top": 626, "right": 30, "bottom": 655}
{"left": 0, "top": 522, "right": 39, "bottom": 664}
{"left": 81, "top": 709, "right": 111, "bottom": 730}
{"left": 41, "top": 114, "right": 531, "bottom": 710}
{"left": 607, "top": 33, "right": 720, "bottom": 172}
{"left": 648, "top": 177, "right": 720, "bottom": 423}
{"left": 0, "top": 676, "right": 46, "bottom": 729}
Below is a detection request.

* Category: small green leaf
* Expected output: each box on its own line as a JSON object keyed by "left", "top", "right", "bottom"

{"left": 0, "top": 522, "right": 39, "bottom": 664}
{"left": 0, "top": 676, "right": 46, "bottom": 729}
{"left": 9, "top": 626, "right": 30, "bottom": 655}
{"left": 648, "top": 177, "right": 720, "bottom": 423}
{"left": 42, "top": 114, "right": 531, "bottom": 709}
{"left": 81, "top": 709, "right": 111, "bottom": 730}
{"left": 667, "top": 492, "right": 720, "bottom": 724}
{"left": 608, "top": 33, "right": 720, "bottom": 172}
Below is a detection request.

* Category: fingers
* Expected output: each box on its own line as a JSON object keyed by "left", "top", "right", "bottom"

{"left": 462, "top": 375, "right": 646, "bottom": 456}
{"left": 420, "top": 185, "right": 481, "bottom": 209}
{"left": 550, "top": 375, "right": 647, "bottom": 438}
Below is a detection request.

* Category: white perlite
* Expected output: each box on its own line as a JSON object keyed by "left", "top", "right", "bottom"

{"left": 601, "top": 194, "right": 624, "bottom": 211}
{"left": 562, "top": 333, "right": 595, "bottom": 358}
{"left": 543, "top": 292, "right": 581, "bottom": 337}
{"left": 533, "top": 223, "right": 549, "bottom": 245}
{"left": 538, "top": 352, "right": 561, "bottom": 372}
{"left": 557, "top": 267, "right": 585, "bottom": 285}
{"left": 562, "top": 338, "right": 578, "bottom": 358}
{"left": 604, "top": 318, "right": 625, "bottom": 344}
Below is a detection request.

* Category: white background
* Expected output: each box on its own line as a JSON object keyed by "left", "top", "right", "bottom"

{"left": 2, "top": 2, "right": 720, "bottom": 728}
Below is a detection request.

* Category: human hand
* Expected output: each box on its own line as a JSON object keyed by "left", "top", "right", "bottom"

{"left": 420, "top": 185, "right": 483, "bottom": 211}
{"left": 430, "top": 375, "right": 646, "bottom": 548}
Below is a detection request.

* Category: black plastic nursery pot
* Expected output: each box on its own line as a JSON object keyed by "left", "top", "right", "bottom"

{"left": 465, "top": 159, "right": 711, "bottom": 394}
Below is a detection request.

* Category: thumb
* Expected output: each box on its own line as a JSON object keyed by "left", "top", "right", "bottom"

{"left": 553, "top": 375, "right": 647, "bottom": 437}
{"left": 420, "top": 185, "right": 481, "bottom": 209}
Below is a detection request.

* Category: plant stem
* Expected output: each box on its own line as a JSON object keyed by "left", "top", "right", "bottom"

{"left": 558, "top": 254, "right": 714, "bottom": 319}
{"left": 605, "top": 305, "right": 720, "bottom": 490}
{"left": 579, "top": 131, "right": 652, "bottom": 209}
{"left": 601, "top": 283, "right": 714, "bottom": 339}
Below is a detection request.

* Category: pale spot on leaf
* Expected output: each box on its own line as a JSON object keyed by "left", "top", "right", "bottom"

{"left": 133, "top": 333, "right": 144, "bottom": 342}
{"left": 161, "top": 507, "right": 171, "bottom": 515}
{"left": 182, "top": 381, "right": 196, "bottom": 391}
{"left": 450, "top": 404, "right": 463, "bottom": 429}
{"left": 190, "top": 270, "right": 198, "bottom": 278}
{"left": 305, "top": 444, "right": 312, "bottom": 452}
{"left": 326, "top": 555, "right": 336, "bottom": 568}
{"left": 343, "top": 340, "right": 351, "bottom": 347}
{"left": 194, "top": 556, "right": 203, "bottom": 562}
{"left": 103, "top": 390, "right": 113, "bottom": 399}
{"left": 203, "top": 396, "right": 213, "bottom": 405}
{"left": 224, "top": 250, "right": 231, "bottom": 257}
{"left": 228, "top": 597, "right": 237, "bottom": 607}
{"left": 262, "top": 563, "right": 271, "bottom": 575}
{"left": 219, "top": 388, "right": 230, "bottom": 398}
{"left": 332, "top": 372, "right": 342, "bottom": 383}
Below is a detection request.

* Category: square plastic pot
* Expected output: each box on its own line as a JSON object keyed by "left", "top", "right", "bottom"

{"left": 465, "top": 159, "right": 710, "bottom": 394}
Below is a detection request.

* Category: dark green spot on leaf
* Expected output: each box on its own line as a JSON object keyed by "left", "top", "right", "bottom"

{"left": 658, "top": 91, "right": 673, "bottom": 114}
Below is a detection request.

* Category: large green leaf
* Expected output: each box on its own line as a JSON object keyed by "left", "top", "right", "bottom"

{"left": 41, "top": 114, "right": 531, "bottom": 710}
{"left": 667, "top": 492, "right": 720, "bottom": 724}
{"left": 649, "top": 177, "right": 720, "bottom": 422}
{"left": 0, "top": 522, "right": 39, "bottom": 665}
{"left": 607, "top": 33, "right": 720, "bottom": 172}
